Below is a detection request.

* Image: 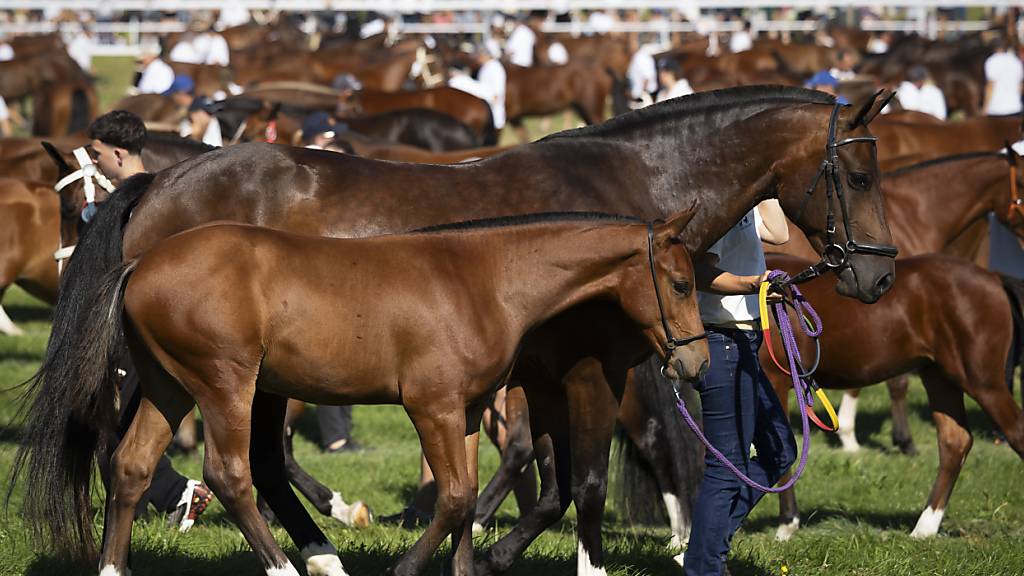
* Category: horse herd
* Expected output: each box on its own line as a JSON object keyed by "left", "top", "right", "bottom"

{"left": 1, "top": 85, "right": 1022, "bottom": 576}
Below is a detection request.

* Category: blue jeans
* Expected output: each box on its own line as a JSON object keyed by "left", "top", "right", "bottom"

{"left": 683, "top": 328, "right": 797, "bottom": 576}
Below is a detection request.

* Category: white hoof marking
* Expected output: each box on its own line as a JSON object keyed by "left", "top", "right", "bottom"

{"left": 775, "top": 517, "right": 800, "bottom": 541}
{"left": 838, "top": 393, "right": 861, "bottom": 452}
{"left": 0, "top": 304, "right": 23, "bottom": 336}
{"left": 910, "top": 506, "right": 944, "bottom": 538}
{"left": 266, "top": 562, "right": 301, "bottom": 576}
{"left": 472, "top": 522, "right": 485, "bottom": 536}
{"left": 576, "top": 540, "right": 608, "bottom": 576}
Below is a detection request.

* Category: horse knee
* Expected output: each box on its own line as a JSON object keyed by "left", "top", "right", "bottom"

{"left": 436, "top": 485, "right": 475, "bottom": 525}
{"left": 938, "top": 428, "right": 973, "bottom": 465}
{"left": 571, "top": 473, "right": 607, "bottom": 516}
{"left": 110, "top": 454, "right": 154, "bottom": 503}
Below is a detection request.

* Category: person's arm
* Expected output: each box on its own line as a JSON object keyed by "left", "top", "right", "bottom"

{"left": 756, "top": 199, "right": 790, "bottom": 245}
{"left": 694, "top": 252, "right": 767, "bottom": 295}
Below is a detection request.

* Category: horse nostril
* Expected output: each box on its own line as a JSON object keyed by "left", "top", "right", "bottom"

{"left": 874, "top": 272, "right": 895, "bottom": 295}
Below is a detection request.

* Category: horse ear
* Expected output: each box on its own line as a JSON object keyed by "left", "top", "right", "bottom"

{"left": 848, "top": 88, "right": 894, "bottom": 129}
{"left": 40, "top": 141, "right": 73, "bottom": 178}
{"left": 657, "top": 200, "right": 700, "bottom": 243}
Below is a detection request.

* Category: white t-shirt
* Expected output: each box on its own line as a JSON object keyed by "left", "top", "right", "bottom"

{"left": 204, "top": 33, "right": 230, "bottom": 66}
{"left": 627, "top": 48, "right": 657, "bottom": 100}
{"left": 0, "top": 95, "right": 9, "bottom": 121}
{"left": 588, "top": 11, "right": 614, "bottom": 35}
{"left": 697, "top": 209, "right": 766, "bottom": 325}
{"left": 137, "top": 58, "right": 176, "bottom": 94}
{"left": 67, "top": 32, "right": 94, "bottom": 71}
{"left": 729, "top": 31, "right": 753, "bottom": 53}
{"left": 505, "top": 24, "right": 536, "bottom": 67}
{"left": 477, "top": 59, "right": 507, "bottom": 129}
{"left": 179, "top": 117, "right": 223, "bottom": 147}
{"left": 169, "top": 39, "right": 201, "bottom": 64}
{"left": 829, "top": 67, "right": 856, "bottom": 81}
{"left": 484, "top": 36, "right": 502, "bottom": 60}
{"left": 657, "top": 79, "right": 694, "bottom": 103}
{"left": 985, "top": 51, "right": 1024, "bottom": 116}
{"left": 897, "top": 81, "right": 947, "bottom": 120}
{"left": 547, "top": 42, "right": 569, "bottom": 65}
{"left": 867, "top": 37, "right": 888, "bottom": 54}
{"left": 218, "top": 2, "right": 250, "bottom": 29}
{"left": 0, "top": 43, "right": 14, "bottom": 62}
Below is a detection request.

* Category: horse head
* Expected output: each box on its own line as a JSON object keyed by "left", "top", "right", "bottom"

{"left": 778, "top": 89, "right": 898, "bottom": 304}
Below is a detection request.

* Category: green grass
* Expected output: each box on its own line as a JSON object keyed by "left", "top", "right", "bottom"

{"left": 1, "top": 284, "right": 1022, "bottom": 576}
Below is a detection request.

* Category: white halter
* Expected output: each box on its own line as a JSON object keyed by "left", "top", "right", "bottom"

{"left": 53, "top": 147, "right": 117, "bottom": 273}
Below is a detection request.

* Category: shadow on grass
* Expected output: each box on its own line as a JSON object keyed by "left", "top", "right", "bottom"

{"left": 5, "top": 303, "right": 53, "bottom": 324}
{"left": 742, "top": 506, "right": 921, "bottom": 534}
{"left": 728, "top": 558, "right": 774, "bottom": 576}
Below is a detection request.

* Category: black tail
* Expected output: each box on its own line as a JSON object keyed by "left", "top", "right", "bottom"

{"left": 481, "top": 103, "right": 498, "bottom": 147}
{"left": 1001, "top": 274, "right": 1024, "bottom": 403}
{"left": 613, "top": 356, "right": 704, "bottom": 528}
{"left": 6, "top": 172, "right": 154, "bottom": 558}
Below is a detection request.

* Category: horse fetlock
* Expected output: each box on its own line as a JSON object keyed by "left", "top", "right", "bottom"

{"left": 775, "top": 517, "right": 800, "bottom": 541}
{"left": 301, "top": 543, "right": 348, "bottom": 576}
{"left": 576, "top": 540, "right": 608, "bottom": 576}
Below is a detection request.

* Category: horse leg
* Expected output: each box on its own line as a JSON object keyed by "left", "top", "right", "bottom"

{"left": 172, "top": 410, "right": 198, "bottom": 453}
{"left": 836, "top": 388, "right": 862, "bottom": 453}
{"left": 391, "top": 406, "right": 475, "bottom": 576}
{"left": 474, "top": 383, "right": 537, "bottom": 531}
{"left": 279, "top": 399, "right": 370, "bottom": 527}
{"left": 0, "top": 286, "right": 23, "bottom": 336}
{"left": 99, "top": 387, "right": 193, "bottom": 575}
{"left": 250, "top": 390, "right": 349, "bottom": 576}
{"left": 888, "top": 375, "right": 917, "bottom": 455}
{"left": 770, "top": 374, "right": 800, "bottom": 541}
{"left": 911, "top": 370, "right": 972, "bottom": 538}
{"left": 476, "top": 386, "right": 572, "bottom": 576}
{"left": 199, "top": 378, "right": 299, "bottom": 575}
{"left": 566, "top": 359, "right": 620, "bottom": 576}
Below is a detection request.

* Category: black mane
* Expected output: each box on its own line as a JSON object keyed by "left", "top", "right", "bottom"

{"left": 414, "top": 212, "right": 642, "bottom": 234}
{"left": 542, "top": 85, "right": 835, "bottom": 142}
{"left": 145, "top": 131, "right": 218, "bottom": 153}
{"left": 886, "top": 151, "right": 1005, "bottom": 177}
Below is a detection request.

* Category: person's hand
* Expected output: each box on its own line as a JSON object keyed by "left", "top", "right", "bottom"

{"left": 751, "top": 271, "right": 784, "bottom": 303}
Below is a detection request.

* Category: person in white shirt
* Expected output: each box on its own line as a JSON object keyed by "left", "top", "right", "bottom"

{"left": 0, "top": 96, "right": 11, "bottom": 136}
{"left": 897, "top": 65, "right": 947, "bottom": 121}
{"left": 505, "top": 13, "right": 542, "bottom": 68}
{"left": 179, "top": 96, "right": 223, "bottom": 147}
{"left": 302, "top": 111, "right": 338, "bottom": 149}
{"left": 448, "top": 48, "right": 506, "bottom": 130}
{"left": 217, "top": 2, "right": 251, "bottom": 30}
{"left": 65, "top": 23, "right": 95, "bottom": 72}
{"left": 867, "top": 32, "right": 891, "bottom": 55}
{"left": 587, "top": 10, "right": 614, "bottom": 35}
{"left": 656, "top": 59, "right": 694, "bottom": 103}
{"left": 192, "top": 25, "right": 230, "bottom": 67}
{"left": 829, "top": 49, "right": 857, "bottom": 81}
{"left": 169, "top": 32, "right": 202, "bottom": 64}
{"left": 0, "top": 40, "right": 14, "bottom": 62}
{"left": 547, "top": 41, "right": 569, "bottom": 65}
{"left": 729, "top": 21, "right": 754, "bottom": 54}
{"left": 627, "top": 44, "right": 658, "bottom": 106}
{"left": 485, "top": 13, "right": 506, "bottom": 59}
{"left": 984, "top": 38, "right": 1024, "bottom": 116}
{"left": 136, "top": 47, "right": 176, "bottom": 95}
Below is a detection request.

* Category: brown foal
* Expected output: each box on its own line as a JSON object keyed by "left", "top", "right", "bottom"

{"left": 85, "top": 211, "right": 708, "bottom": 576}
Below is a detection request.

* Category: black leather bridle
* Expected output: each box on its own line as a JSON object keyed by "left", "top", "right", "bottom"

{"left": 647, "top": 223, "right": 708, "bottom": 361}
{"left": 788, "top": 102, "right": 899, "bottom": 286}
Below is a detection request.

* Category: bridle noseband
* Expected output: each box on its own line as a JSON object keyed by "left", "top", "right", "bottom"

{"left": 790, "top": 103, "right": 899, "bottom": 285}
{"left": 647, "top": 223, "right": 707, "bottom": 366}
{"left": 52, "top": 147, "right": 117, "bottom": 273}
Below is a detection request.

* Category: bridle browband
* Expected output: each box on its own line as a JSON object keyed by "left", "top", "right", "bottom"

{"left": 52, "top": 146, "right": 117, "bottom": 274}
{"left": 647, "top": 223, "right": 707, "bottom": 364}
{"left": 788, "top": 103, "right": 899, "bottom": 285}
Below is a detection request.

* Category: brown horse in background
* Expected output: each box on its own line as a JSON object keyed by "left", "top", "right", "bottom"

{"left": 354, "top": 87, "right": 495, "bottom": 143}
{"left": 55, "top": 211, "right": 708, "bottom": 576}
{"left": 505, "top": 62, "right": 612, "bottom": 127}
{"left": 0, "top": 177, "right": 59, "bottom": 336}
{"left": 763, "top": 254, "right": 1024, "bottom": 540}
{"left": 872, "top": 114, "right": 1021, "bottom": 171}
{"left": 31, "top": 80, "right": 98, "bottom": 137}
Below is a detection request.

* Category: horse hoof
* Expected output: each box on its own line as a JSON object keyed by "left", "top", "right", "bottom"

{"left": 472, "top": 522, "right": 485, "bottom": 536}
{"left": 329, "top": 492, "right": 372, "bottom": 527}
{"left": 350, "top": 501, "right": 372, "bottom": 528}
{"left": 897, "top": 441, "right": 919, "bottom": 456}
{"left": 673, "top": 551, "right": 685, "bottom": 567}
{"left": 775, "top": 517, "right": 800, "bottom": 541}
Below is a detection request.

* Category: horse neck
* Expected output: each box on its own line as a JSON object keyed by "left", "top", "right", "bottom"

{"left": 601, "top": 102, "right": 826, "bottom": 254}
{"left": 472, "top": 224, "right": 646, "bottom": 333}
{"left": 886, "top": 156, "right": 1009, "bottom": 254}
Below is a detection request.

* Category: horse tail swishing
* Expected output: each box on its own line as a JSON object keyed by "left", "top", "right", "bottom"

{"left": 7, "top": 174, "right": 153, "bottom": 556}
{"left": 7, "top": 258, "right": 137, "bottom": 557}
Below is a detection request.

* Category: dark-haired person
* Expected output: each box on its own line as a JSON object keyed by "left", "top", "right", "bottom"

{"left": 87, "top": 110, "right": 215, "bottom": 531}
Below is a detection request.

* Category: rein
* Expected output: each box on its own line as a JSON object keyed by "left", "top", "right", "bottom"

{"left": 646, "top": 223, "right": 707, "bottom": 362}
{"left": 671, "top": 271, "right": 834, "bottom": 493}
{"left": 52, "top": 147, "right": 116, "bottom": 274}
{"left": 789, "top": 103, "right": 899, "bottom": 286}
{"left": 1006, "top": 163, "right": 1022, "bottom": 222}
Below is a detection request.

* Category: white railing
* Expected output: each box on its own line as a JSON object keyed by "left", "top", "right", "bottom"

{"left": 0, "top": 0, "right": 1019, "bottom": 9}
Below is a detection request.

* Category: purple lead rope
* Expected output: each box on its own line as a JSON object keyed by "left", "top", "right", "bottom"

{"left": 672, "top": 270, "right": 819, "bottom": 493}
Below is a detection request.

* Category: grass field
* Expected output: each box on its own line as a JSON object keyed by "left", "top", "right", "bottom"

{"left": 2, "top": 57, "right": 1023, "bottom": 576}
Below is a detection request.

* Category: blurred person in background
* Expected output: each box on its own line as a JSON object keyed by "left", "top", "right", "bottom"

{"left": 805, "top": 70, "right": 848, "bottom": 104}
{"left": 628, "top": 43, "right": 658, "bottom": 107}
{"left": 332, "top": 73, "right": 363, "bottom": 119}
{"left": 984, "top": 37, "right": 1023, "bottom": 117}
{"left": 729, "top": 20, "right": 753, "bottom": 53}
{"left": 505, "top": 10, "right": 543, "bottom": 67}
{"left": 829, "top": 49, "right": 857, "bottom": 81}
{"left": 180, "top": 95, "right": 223, "bottom": 146}
{"left": 897, "top": 65, "right": 947, "bottom": 120}
{"left": 657, "top": 58, "right": 694, "bottom": 102}
{"left": 136, "top": 43, "right": 175, "bottom": 94}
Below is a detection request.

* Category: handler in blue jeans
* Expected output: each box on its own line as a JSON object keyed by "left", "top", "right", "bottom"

{"left": 683, "top": 200, "right": 797, "bottom": 575}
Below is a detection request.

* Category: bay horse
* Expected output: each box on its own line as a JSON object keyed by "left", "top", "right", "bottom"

{"left": 762, "top": 253, "right": 1024, "bottom": 539}
{"left": 30, "top": 80, "right": 98, "bottom": 137}
{"left": 49, "top": 210, "right": 710, "bottom": 576}
{"left": 872, "top": 114, "right": 1021, "bottom": 172}
{"left": 768, "top": 149, "right": 1024, "bottom": 467}
{"left": 354, "top": 87, "right": 496, "bottom": 145}
{"left": 13, "top": 87, "right": 897, "bottom": 575}
{"left": 504, "top": 62, "right": 613, "bottom": 127}
{"left": 0, "top": 177, "right": 59, "bottom": 336}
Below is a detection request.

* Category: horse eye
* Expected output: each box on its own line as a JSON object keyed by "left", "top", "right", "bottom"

{"left": 848, "top": 172, "right": 871, "bottom": 190}
{"left": 672, "top": 280, "right": 691, "bottom": 296}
